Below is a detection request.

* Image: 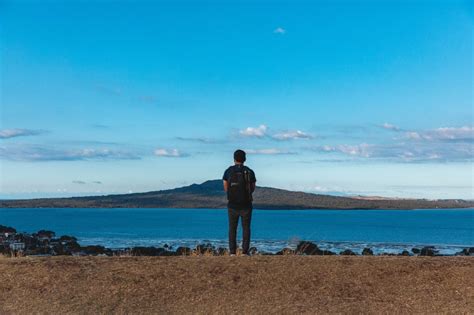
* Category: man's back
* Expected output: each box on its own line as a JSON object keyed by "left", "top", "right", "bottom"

{"left": 223, "top": 149, "right": 256, "bottom": 256}
{"left": 223, "top": 164, "right": 256, "bottom": 209}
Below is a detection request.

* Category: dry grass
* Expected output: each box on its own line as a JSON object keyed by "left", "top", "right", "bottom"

{"left": 0, "top": 256, "right": 472, "bottom": 314}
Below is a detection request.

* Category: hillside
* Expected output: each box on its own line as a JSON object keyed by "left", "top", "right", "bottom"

{"left": 1, "top": 180, "right": 473, "bottom": 209}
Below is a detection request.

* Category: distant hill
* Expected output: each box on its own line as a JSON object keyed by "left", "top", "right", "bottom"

{"left": 1, "top": 180, "right": 473, "bottom": 209}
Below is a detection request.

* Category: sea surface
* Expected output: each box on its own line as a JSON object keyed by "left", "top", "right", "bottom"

{"left": 1, "top": 208, "right": 473, "bottom": 255}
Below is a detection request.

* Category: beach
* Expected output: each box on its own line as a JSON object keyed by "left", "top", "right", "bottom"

{"left": 0, "top": 256, "right": 472, "bottom": 314}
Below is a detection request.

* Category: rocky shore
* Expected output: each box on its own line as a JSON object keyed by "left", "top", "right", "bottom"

{"left": 2, "top": 225, "right": 473, "bottom": 257}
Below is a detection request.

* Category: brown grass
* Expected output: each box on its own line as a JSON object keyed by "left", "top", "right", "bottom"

{"left": 0, "top": 256, "right": 472, "bottom": 314}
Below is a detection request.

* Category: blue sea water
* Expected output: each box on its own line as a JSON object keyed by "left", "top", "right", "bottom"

{"left": 1, "top": 208, "right": 473, "bottom": 255}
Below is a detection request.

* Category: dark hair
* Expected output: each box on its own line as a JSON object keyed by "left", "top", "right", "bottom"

{"left": 234, "top": 149, "right": 246, "bottom": 163}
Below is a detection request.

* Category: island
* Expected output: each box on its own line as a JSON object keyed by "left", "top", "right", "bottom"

{"left": 1, "top": 180, "right": 473, "bottom": 209}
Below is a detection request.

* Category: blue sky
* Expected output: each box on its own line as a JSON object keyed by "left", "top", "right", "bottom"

{"left": 0, "top": 0, "right": 473, "bottom": 199}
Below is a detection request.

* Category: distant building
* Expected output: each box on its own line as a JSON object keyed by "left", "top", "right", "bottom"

{"left": 10, "top": 242, "right": 25, "bottom": 251}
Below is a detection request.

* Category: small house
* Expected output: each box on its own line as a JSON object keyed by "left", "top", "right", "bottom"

{"left": 10, "top": 242, "right": 25, "bottom": 251}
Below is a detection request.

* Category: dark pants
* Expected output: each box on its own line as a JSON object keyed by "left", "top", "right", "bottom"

{"left": 228, "top": 207, "right": 252, "bottom": 254}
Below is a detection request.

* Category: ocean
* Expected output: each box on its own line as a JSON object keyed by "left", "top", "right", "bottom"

{"left": 1, "top": 208, "right": 473, "bottom": 255}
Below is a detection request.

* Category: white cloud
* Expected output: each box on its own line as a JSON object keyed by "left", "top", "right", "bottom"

{"left": 153, "top": 148, "right": 187, "bottom": 157}
{"left": 246, "top": 148, "right": 294, "bottom": 155}
{"left": 404, "top": 126, "right": 473, "bottom": 141}
{"left": 272, "top": 130, "right": 313, "bottom": 141}
{"left": 316, "top": 140, "right": 473, "bottom": 162}
{"left": 239, "top": 125, "right": 268, "bottom": 138}
{"left": 72, "top": 180, "right": 102, "bottom": 185}
{"left": 0, "top": 146, "right": 140, "bottom": 161}
{"left": 431, "top": 126, "right": 474, "bottom": 140}
{"left": 405, "top": 131, "right": 426, "bottom": 140}
{"left": 381, "top": 123, "right": 401, "bottom": 131}
{"left": 274, "top": 27, "right": 286, "bottom": 34}
{"left": 0, "top": 128, "right": 45, "bottom": 139}
{"left": 238, "top": 125, "right": 312, "bottom": 141}
{"left": 176, "top": 136, "right": 222, "bottom": 144}
{"left": 312, "top": 185, "right": 329, "bottom": 192}
{"left": 320, "top": 143, "right": 372, "bottom": 158}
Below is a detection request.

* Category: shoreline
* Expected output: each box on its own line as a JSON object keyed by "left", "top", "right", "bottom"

{"left": 2, "top": 224, "right": 473, "bottom": 257}
{"left": 2, "top": 206, "right": 474, "bottom": 210}
{"left": 77, "top": 239, "right": 474, "bottom": 255}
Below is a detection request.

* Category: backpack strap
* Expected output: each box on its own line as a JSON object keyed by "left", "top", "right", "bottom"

{"left": 242, "top": 166, "right": 253, "bottom": 202}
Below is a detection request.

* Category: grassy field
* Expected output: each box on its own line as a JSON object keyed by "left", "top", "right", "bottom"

{"left": 0, "top": 256, "right": 472, "bottom": 314}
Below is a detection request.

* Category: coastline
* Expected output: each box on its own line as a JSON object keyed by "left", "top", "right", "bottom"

{"left": 2, "top": 224, "right": 474, "bottom": 257}
{"left": 2, "top": 206, "right": 474, "bottom": 210}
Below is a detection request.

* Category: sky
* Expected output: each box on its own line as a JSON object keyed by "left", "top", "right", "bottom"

{"left": 0, "top": 0, "right": 473, "bottom": 199}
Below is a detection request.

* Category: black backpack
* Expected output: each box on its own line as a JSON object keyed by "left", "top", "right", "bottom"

{"left": 227, "top": 166, "right": 252, "bottom": 204}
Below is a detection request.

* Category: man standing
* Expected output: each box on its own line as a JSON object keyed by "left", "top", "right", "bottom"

{"left": 223, "top": 149, "right": 257, "bottom": 256}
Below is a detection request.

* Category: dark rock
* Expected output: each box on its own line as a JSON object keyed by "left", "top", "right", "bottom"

{"left": 216, "top": 247, "right": 228, "bottom": 256}
{"left": 195, "top": 243, "right": 214, "bottom": 254}
{"left": 420, "top": 246, "right": 438, "bottom": 256}
{"left": 340, "top": 249, "right": 357, "bottom": 256}
{"left": 81, "top": 245, "right": 110, "bottom": 256}
{"left": 321, "top": 250, "right": 336, "bottom": 255}
{"left": 464, "top": 247, "right": 474, "bottom": 255}
{"left": 399, "top": 250, "right": 410, "bottom": 256}
{"left": 249, "top": 247, "right": 258, "bottom": 255}
{"left": 412, "top": 248, "right": 421, "bottom": 254}
{"left": 111, "top": 249, "right": 131, "bottom": 256}
{"left": 457, "top": 247, "right": 474, "bottom": 256}
{"left": 59, "top": 235, "right": 77, "bottom": 242}
{"left": 65, "top": 240, "right": 81, "bottom": 251}
{"left": 362, "top": 248, "right": 374, "bottom": 256}
{"left": 130, "top": 246, "right": 166, "bottom": 256}
{"left": 276, "top": 248, "right": 296, "bottom": 255}
{"left": 175, "top": 246, "right": 192, "bottom": 255}
{"left": 295, "top": 241, "right": 320, "bottom": 255}
{"left": 160, "top": 250, "right": 178, "bottom": 256}
{"left": 294, "top": 241, "right": 335, "bottom": 255}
